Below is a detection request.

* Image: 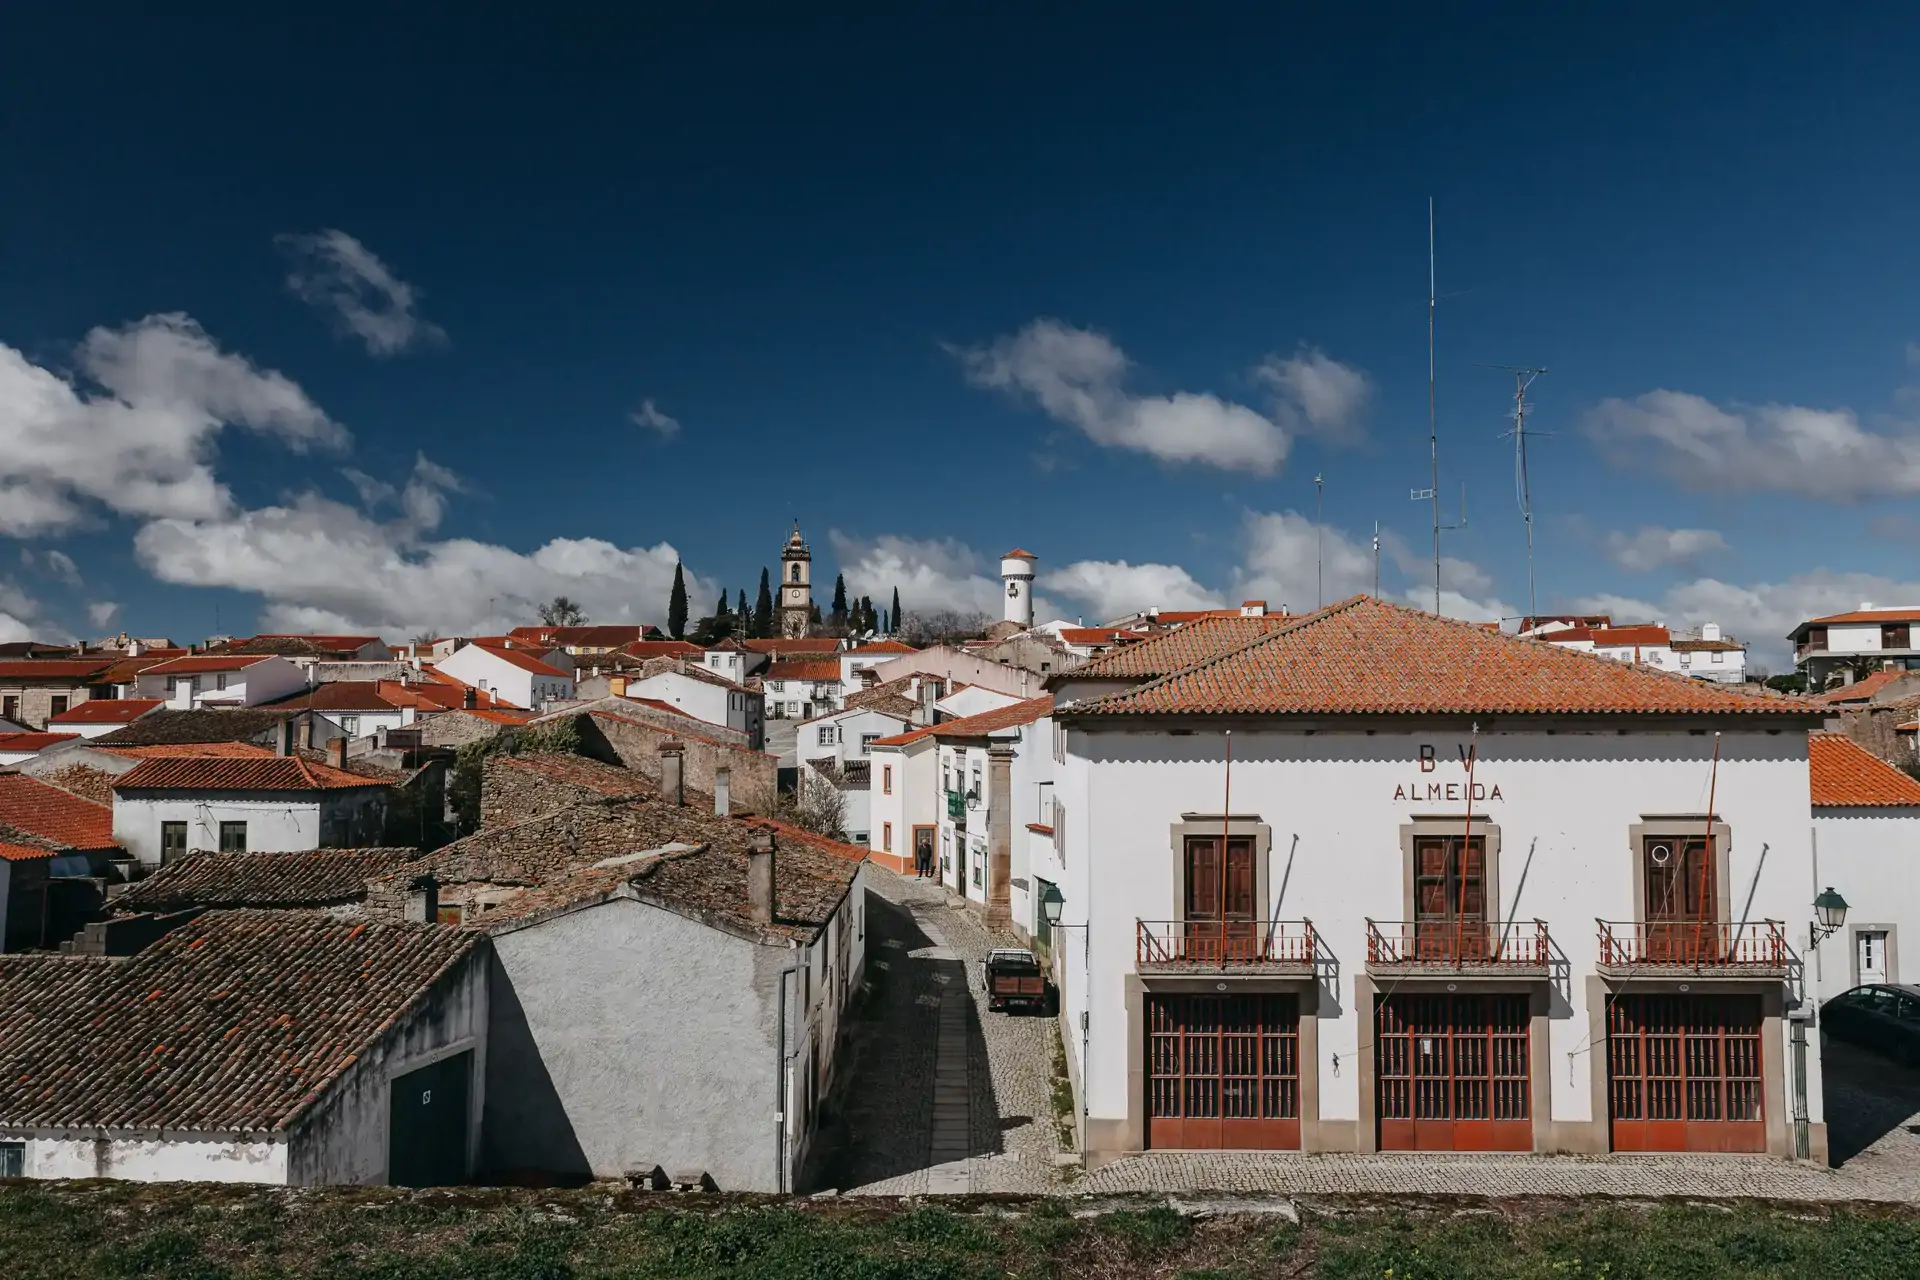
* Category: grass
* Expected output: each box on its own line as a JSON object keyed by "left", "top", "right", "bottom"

{"left": 0, "top": 1183, "right": 1916, "bottom": 1279}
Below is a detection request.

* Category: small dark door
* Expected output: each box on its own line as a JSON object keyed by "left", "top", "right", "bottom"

{"left": 1375, "top": 992, "right": 1532, "bottom": 1151}
{"left": 1147, "top": 992, "right": 1299, "bottom": 1150}
{"left": 388, "top": 1051, "right": 472, "bottom": 1186}
{"left": 913, "top": 826, "right": 935, "bottom": 870}
{"left": 1608, "top": 995, "right": 1763, "bottom": 1152}
{"left": 1413, "top": 835, "right": 1487, "bottom": 962}
{"left": 1643, "top": 836, "right": 1719, "bottom": 962}
{"left": 1184, "top": 835, "right": 1257, "bottom": 961}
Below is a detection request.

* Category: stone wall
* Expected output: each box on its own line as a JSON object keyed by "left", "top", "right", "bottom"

{"left": 419, "top": 711, "right": 514, "bottom": 750}
{"left": 576, "top": 713, "right": 777, "bottom": 813}
{"left": 0, "top": 684, "right": 99, "bottom": 731}
{"left": 479, "top": 755, "right": 642, "bottom": 830}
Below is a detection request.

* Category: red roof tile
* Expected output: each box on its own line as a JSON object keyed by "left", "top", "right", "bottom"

{"left": 619, "top": 639, "right": 707, "bottom": 660}
{"left": 745, "top": 638, "right": 841, "bottom": 655}
{"left": 1811, "top": 732, "right": 1920, "bottom": 807}
{"left": 142, "top": 654, "right": 277, "bottom": 675}
{"left": 112, "top": 756, "right": 386, "bottom": 792}
{"left": 469, "top": 642, "right": 571, "bottom": 679}
{"left": 1059, "top": 627, "right": 1135, "bottom": 645}
{"left": 1806, "top": 608, "right": 1920, "bottom": 627}
{"left": 262, "top": 682, "right": 410, "bottom": 712}
{"left": 1067, "top": 596, "right": 1815, "bottom": 720}
{"left": 0, "top": 733, "right": 80, "bottom": 752}
{"left": 1003, "top": 548, "right": 1038, "bottom": 559}
{"left": 1811, "top": 671, "right": 1905, "bottom": 705}
{"left": 0, "top": 841, "right": 52, "bottom": 863}
{"left": 46, "top": 699, "right": 165, "bottom": 725}
{"left": 928, "top": 696, "right": 1054, "bottom": 739}
{"left": 0, "top": 772, "right": 116, "bottom": 849}
{"left": 852, "top": 640, "right": 917, "bottom": 654}
{"left": 1587, "top": 625, "right": 1672, "bottom": 648}
{"left": 765, "top": 659, "right": 842, "bottom": 681}
{"left": 1062, "top": 614, "right": 1295, "bottom": 682}
{"left": 96, "top": 742, "right": 278, "bottom": 759}
{"left": 507, "top": 625, "right": 660, "bottom": 648}
{"left": 0, "top": 660, "right": 116, "bottom": 680}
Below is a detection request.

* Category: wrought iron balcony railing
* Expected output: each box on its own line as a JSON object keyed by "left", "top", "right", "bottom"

{"left": 1365, "top": 919, "right": 1551, "bottom": 971}
{"left": 1596, "top": 919, "right": 1791, "bottom": 972}
{"left": 1136, "top": 919, "right": 1316, "bottom": 970}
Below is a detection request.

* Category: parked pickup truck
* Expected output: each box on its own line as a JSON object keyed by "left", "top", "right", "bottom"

{"left": 985, "top": 948, "right": 1048, "bottom": 1013}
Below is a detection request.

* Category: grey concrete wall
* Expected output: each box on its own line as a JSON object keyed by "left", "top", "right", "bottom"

{"left": 319, "top": 788, "right": 390, "bottom": 847}
{"left": 288, "top": 944, "right": 489, "bottom": 1186}
{"left": 483, "top": 897, "right": 790, "bottom": 1191}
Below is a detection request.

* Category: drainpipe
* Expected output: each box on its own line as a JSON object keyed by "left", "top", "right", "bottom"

{"left": 774, "top": 961, "right": 800, "bottom": 1192}
{"left": 1790, "top": 1008, "right": 1812, "bottom": 1160}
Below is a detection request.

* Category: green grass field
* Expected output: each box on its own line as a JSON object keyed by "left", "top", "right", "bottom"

{"left": 2, "top": 1182, "right": 1916, "bottom": 1279}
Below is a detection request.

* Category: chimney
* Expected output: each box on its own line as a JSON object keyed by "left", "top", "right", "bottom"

{"left": 128, "top": 638, "right": 144, "bottom": 657}
{"left": 403, "top": 875, "right": 439, "bottom": 924}
{"left": 747, "top": 829, "right": 776, "bottom": 924}
{"left": 276, "top": 719, "right": 293, "bottom": 756}
{"left": 714, "top": 767, "right": 731, "bottom": 817}
{"left": 301, "top": 717, "right": 316, "bottom": 751}
{"left": 611, "top": 675, "right": 628, "bottom": 697}
{"left": 327, "top": 735, "right": 347, "bottom": 769}
{"left": 1702, "top": 622, "right": 1722, "bottom": 642}
{"left": 463, "top": 686, "right": 477, "bottom": 710}
{"left": 1240, "top": 600, "right": 1267, "bottom": 618}
{"left": 659, "top": 741, "right": 685, "bottom": 806}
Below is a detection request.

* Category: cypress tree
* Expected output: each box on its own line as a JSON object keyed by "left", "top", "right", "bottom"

{"left": 667, "top": 563, "right": 688, "bottom": 639}
{"left": 891, "top": 587, "right": 902, "bottom": 633}
{"left": 831, "top": 573, "right": 848, "bottom": 624}
{"left": 737, "top": 589, "right": 749, "bottom": 622}
{"left": 753, "top": 568, "right": 773, "bottom": 638}
{"left": 714, "top": 589, "right": 729, "bottom": 622}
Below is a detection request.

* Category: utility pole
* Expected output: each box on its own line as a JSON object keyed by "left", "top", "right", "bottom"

{"left": 1485, "top": 365, "right": 1548, "bottom": 619}
{"left": 1315, "top": 473, "right": 1325, "bottom": 608}
{"left": 1409, "top": 199, "right": 1464, "bottom": 613}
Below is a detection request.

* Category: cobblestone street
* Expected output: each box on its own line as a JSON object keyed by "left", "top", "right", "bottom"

{"left": 815, "top": 867, "right": 1920, "bottom": 1202}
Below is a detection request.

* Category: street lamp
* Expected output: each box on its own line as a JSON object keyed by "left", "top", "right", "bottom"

{"left": 1811, "top": 887, "right": 1850, "bottom": 943}
{"left": 1041, "top": 883, "right": 1066, "bottom": 929}
{"left": 1037, "top": 884, "right": 1089, "bottom": 1121}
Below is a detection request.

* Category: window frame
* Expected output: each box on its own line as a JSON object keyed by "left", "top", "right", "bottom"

{"left": 160, "top": 821, "right": 188, "bottom": 861}
{"left": 218, "top": 821, "right": 248, "bottom": 853}
{"left": 0, "top": 1141, "right": 22, "bottom": 1178}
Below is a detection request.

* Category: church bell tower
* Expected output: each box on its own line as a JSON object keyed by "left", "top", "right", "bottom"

{"left": 779, "top": 521, "right": 813, "bottom": 638}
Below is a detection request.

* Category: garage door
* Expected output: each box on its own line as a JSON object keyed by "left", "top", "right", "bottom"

{"left": 1146, "top": 992, "right": 1299, "bottom": 1150}
{"left": 1608, "top": 994, "right": 1764, "bottom": 1153}
{"left": 1376, "top": 992, "right": 1532, "bottom": 1151}
{"left": 388, "top": 1051, "right": 472, "bottom": 1186}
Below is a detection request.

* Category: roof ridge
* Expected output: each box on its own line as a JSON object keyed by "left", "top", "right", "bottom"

{"left": 1065, "top": 597, "right": 1363, "bottom": 711}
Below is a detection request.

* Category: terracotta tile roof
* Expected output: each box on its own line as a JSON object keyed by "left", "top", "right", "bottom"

{"left": 1061, "top": 614, "right": 1296, "bottom": 682}
{"left": 113, "top": 755, "right": 387, "bottom": 792}
{"left": 0, "top": 659, "right": 117, "bottom": 680}
{"left": 1810, "top": 732, "right": 1920, "bottom": 807}
{"left": 98, "top": 652, "right": 189, "bottom": 684}
{"left": 470, "top": 642, "right": 571, "bottom": 679}
{"left": 0, "top": 911, "right": 480, "bottom": 1133}
{"left": 869, "top": 725, "right": 939, "bottom": 748}
{"left": 1804, "top": 608, "right": 1920, "bottom": 627}
{"left": 0, "top": 732, "right": 80, "bottom": 753}
{"left": 27, "top": 763, "right": 115, "bottom": 804}
{"left": 851, "top": 640, "right": 917, "bottom": 654}
{"left": 927, "top": 696, "right": 1054, "bottom": 739}
{"left": 746, "top": 638, "right": 841, "bottom": 655}
{"left": 632, "top": 663, "right": 752, "bottom": 693}
{"left": 1586, "top": 625, "right": 1672, "bottom": 648}
{"left": 1066, "top": 596, "right": 1818, "bottom": 720}
{"left": 404, "top": 669, "right": 521, "bottom": 711}
{"left": 492, "top": 753, "right": 653, "bottom": 799}
{"left": 97, "top": 742, "right": 278, "bottom": 759}
{"left": 0, "top": 841, "right": 52, "bottom": 862}
{"left": 765, "top": 659, "right": 842, "bottom": 682}
{"left": 91, "top": 708, "right": 302, "bottom": 747}
{"left": 1003, "top": 548, "right": 1038, "bottom": 559}
{"left": 467, "top": 708, "right": 541, "bottom": 725}
{"left": 1811, "top": 671, "right": 1905, "bottom": 705}
{"left": 620, "top": 640, "right": 707, "bottom": 660}
{"left": 839, "top": 691, "right": 920, "bottom": 720}
{"left": 46, "top": 699, "right": 165, "bottom": 725}
{"left": 1152, "top": 609, "right": 1243, "bottom": 624}
{"left": 507, "top": 625, "right": 660, "bottom": 649}
{"left": 0, "top": 772, "right": 116, "bottom": 849}
{"left": 211, "top": 635, "right": 382, "bottom": 658}
{"left": 141, "top": 654, "right": 279, "bottom": 675}
{"left": 116, "top": 847, "right": 422, "bottom": 912}
{"left": 1670, "top": 638, "right": 1745, "bottom": 653}
{"left": 1059, "top": 627, "right": 1135, "bottom": 645}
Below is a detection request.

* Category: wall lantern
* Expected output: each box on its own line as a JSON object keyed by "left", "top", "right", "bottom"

{"left": 1811, "top": 887, "right": 1850, "bottom": 943}
{"left": 1040, "top": 884, "right": 1066, "bottom": 928}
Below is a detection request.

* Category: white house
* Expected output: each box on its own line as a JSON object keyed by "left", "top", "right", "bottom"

{"left": 111, "top": 753, "right": 391, "bottom": 865}
{"left": 928, "top": 698, "right": 1054, "bottom": 922}
{"left": 0, "top": 733, "right": 80, "bottom": 766}
{"left": 1806, "top": 732, "right": 1920, "bottom": 996}
{"left": 134, "top": 654, "right": 310, "bottom": 710}
{"left": 262, "top": 682, "right": 420, "bottom": 740}
{"left": 1791, "top": 604, "right": 1920, "bottom": 689}
{"left": 1527, "top": 620, "right": 1748, "bottom": 685}
{"left": 763, "top": 659, "right": 844, "bottom": 720}
{"left": 798, "top": 704, "right": 917, "bottom": 843}
{"left": 867, "top": 683, "right": 1031, "bottom": 875}
{"left": 700, "top": 638, "right": 762, "bottom": 686}
{"left": 621, "top": 665, "right": 763, "bottom": 749}
{"left": 219, "top": 634, "right": 394, "bottom": 665}
{"left": 435, "top": 642, "right": 575, "bottom": 710}
{"left": 1049, "top": 595, "right": 1831, "bottom": 1166}
{"left": 44, "top": 698, "right": 165, "bottom": 739}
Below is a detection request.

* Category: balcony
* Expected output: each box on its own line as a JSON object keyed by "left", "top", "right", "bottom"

{"left": 1365, "top": 919, "right": 1551, "bottom": 976}
{"left": 1136, "top": 919, "right": 1316, "bottom": 974}
{"left": 946, "top": 790, "right": 968, "bottom": 824}
{"left": 1596, "top": 920, "right": 1792, "bottom": 976}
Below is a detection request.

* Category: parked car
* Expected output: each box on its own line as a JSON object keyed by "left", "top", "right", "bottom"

{"left": 985, "top": 947, "right": 1048, "bottom": 1013}
{"left": 1821, "top": 983, "right": 1920, "bottom": 1065}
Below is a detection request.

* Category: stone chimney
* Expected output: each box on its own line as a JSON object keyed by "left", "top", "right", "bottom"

{"left": 659, "top": 741, "right": 685, "bottom": 806}
{"left": 403, "top": 875, "right": 439, "bottom": 924}
{"left": 747, "top": 829, "right": 776, "bottom": 925}
{"left": 463, "top": 686, "right": 477, "bottom": 710}
{"left": 714, "top": 766, "right": 731, "bottom": 817}
{"left": 327, "top": 735, "right": 348, "bottom": 770}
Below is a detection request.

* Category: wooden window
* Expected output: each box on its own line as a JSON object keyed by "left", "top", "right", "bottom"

{"left": 1885, "top": 623, "right": 1911, "bottom": 650}
{"left": 0, "top": 1142, "right": 22, "bottom": 1178}
{"left": 1641, "top": 832, "right": 1721, "bottom": 963}
{"left": 1411, "top": 835, "right": 1488, "bottom": 961}
{"left": 882, "top": 765, "right": 892, "bottom": 795}
{"left": 161, "top": 821, "right": 187, "bottom": 861}
{"left": 49, "top": 695, "right": 68, "bottom": 717}
{"left": 218, "top": 821, "right": 248, "bottom": 853}
{"left": 1, "top": 696, "right": 17, "bottom": 723}
{"left": 1182, "top": 834, "right": 1258, "bottom": 959}
{"left": 883, "top": 822, "right": 893, "bottom": 852}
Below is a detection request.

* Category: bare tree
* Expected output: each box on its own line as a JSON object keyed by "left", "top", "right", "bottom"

{"left": 537, "top": 596, "right": 589, "bottom": 627}
{"left": 776, "top": 769, "right": 849, "bottom": 841}
{"left": 897, "top": 609, "right": 994, "bottom": 646}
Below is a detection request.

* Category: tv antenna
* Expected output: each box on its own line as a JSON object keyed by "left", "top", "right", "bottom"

{"left": 1410, "top": 199, "right": 1465, "bottom": 613}
{"left": 1481, "top": 365, "right": 1548, "bottom": 617}
{"left": 1314, "top": 473, "right": 1325, "bottom": 608}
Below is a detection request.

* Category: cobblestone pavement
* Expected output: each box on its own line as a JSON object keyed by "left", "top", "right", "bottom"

{"left": 812, "top": 866, "right": 1062, "bottom": 1195}
{"left": 816, "top": 867, "right": 1920, "bottom": 1202}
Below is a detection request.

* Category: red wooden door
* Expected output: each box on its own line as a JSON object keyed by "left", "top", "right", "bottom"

{"left": 1147, "top": 993, "right": 1299, "bottom": 1150}
{"left": 1184, "top": 835, "right": 1258, "bottom": 961}
{"left": 1643, "top": 836, "right": 1720, "bottom": 963}
{"left": 1376, "top": 993, "right": 1532, "bottom": 1151}
{"left": 1608, "top": 994, "right": 1765, "bottom": 1152}
{"left": 1413, "top": 835, "right": 1488, "bottom": 962}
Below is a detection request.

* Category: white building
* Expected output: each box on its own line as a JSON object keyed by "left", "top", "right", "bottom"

{"left": 1791, "top": 604, "right": 1920, "bottom": 689}
{"left": 798, "top": 704, "right": 918, "bottom": 843}
{"left": 927, "top": 697, "right": 1055, "bottom": 929}
{"left": 0, "top": 732, "right": 79, "bottom": 766}
{"left": 1049, "top": 595, "right": 1831, "bottom": 1165}
{"left": 111, "top": 753, "right": 391, "bottom": 865}
{"left": 1526, "top": 620, "right": 1747, "bottom": 684}
{"left": 763, "top": 659, "right": 843, "bottom": 720}
{"left": 134, "top": 654, "right": 310, "bottom": 709}
{"left": 1002, "top": 549, "right": 1037, "bottom": 629}
{"left": 44, "top": 698, "right": 165, "bottom": 739}
{"left": 1806, "top": 732, "right": 1920, "bottom": 996}
{"left": 435, "top": 642, "right": 575, "bottom": 710}
{"left": 619, "top": 665, "right": 762, "bottom": 749}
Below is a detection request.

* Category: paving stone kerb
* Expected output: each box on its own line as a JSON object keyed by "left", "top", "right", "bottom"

{"left": 828, "top": 866, "right": 1920, "bottom": 1203}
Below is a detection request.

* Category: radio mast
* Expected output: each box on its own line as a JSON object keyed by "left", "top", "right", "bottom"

{"left": 1488, "top": 365, "right": 1547, "bottom": 618}
{"left": 1410, "top": 199, "right": 1464, "bottom": 613}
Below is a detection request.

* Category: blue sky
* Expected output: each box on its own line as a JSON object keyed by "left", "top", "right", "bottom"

{"left": 5, "top": 6, "right": 1920, "bottom": 666}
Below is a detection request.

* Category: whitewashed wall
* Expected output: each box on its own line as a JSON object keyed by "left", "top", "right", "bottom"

{"left": 1055, "top": 723, "right": 1820, "bottom": 1140}
{"left": 1810, "top": 808, "right": 1920, "bottom": 996}
{"left": 113, "top": 794, "right": 324, "bottom": 864}
{"left": 13, "top": 1133, "right": 288, "bottom": 1182}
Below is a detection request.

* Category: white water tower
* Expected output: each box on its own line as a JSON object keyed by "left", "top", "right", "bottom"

{"left": 1001, "top": 548, "right": 1037, "bottom": 629}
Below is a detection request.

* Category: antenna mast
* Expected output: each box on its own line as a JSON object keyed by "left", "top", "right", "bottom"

{"left": 1488, "top": 365, "right": 1548, "bottom": 617}
{"left": 1315, "top": 473, "right": 1325, "bottom": 608}
{"left": 1410, "top": 199, "right": 1464, "bottom": 613}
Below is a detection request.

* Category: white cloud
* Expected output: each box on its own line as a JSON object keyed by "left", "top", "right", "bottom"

{"left": 1044, "top": 561, "right": 1223, "bottom": 622}
{"left": 956, "top": 319, "right": 1289, "bottom": 473}
{"left": 42, "top": 550, "right": 81, "bottom": 586}
{"left": 133, "top": 463, "right": 697, "bottom": 639}
{"left": 278, "top": 229, "right": 445, "bottom": 357}
{"left": 1231, "top": 510, "right": 1375, "bottom": 615}
{"left": 0, "top": 582, "right": 70, "bottom": 644}
{"left": 87, "top": 601, "right": 120, "bottom": 628}
{"left": 0, "top": 313, "right": 347, "bottom": 536}
{"left": 829, "top": 532, "right": 1023, "bottom": 620}
{"left": 1569, "top": 571, "right": 1920, "bottom": 667}
{"left": 1584, "top": 389, "right": 1920, "bottom": 501}
{"left": 1600, "top": 525, "right": 1730, "bottom": 572}
{"left": 631, "top": 399, "right": 681, "bottom": 438}
{"left": 1254, "top": 346, "right": 1374, "bottom": 444}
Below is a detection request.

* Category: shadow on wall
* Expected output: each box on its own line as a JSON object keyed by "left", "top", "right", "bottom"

{"left": 479, "top": 949, "right": 593, "bottom": 1186}
{"left": 1823, "top": 1033, "right": 1920, "bottom": 1167}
